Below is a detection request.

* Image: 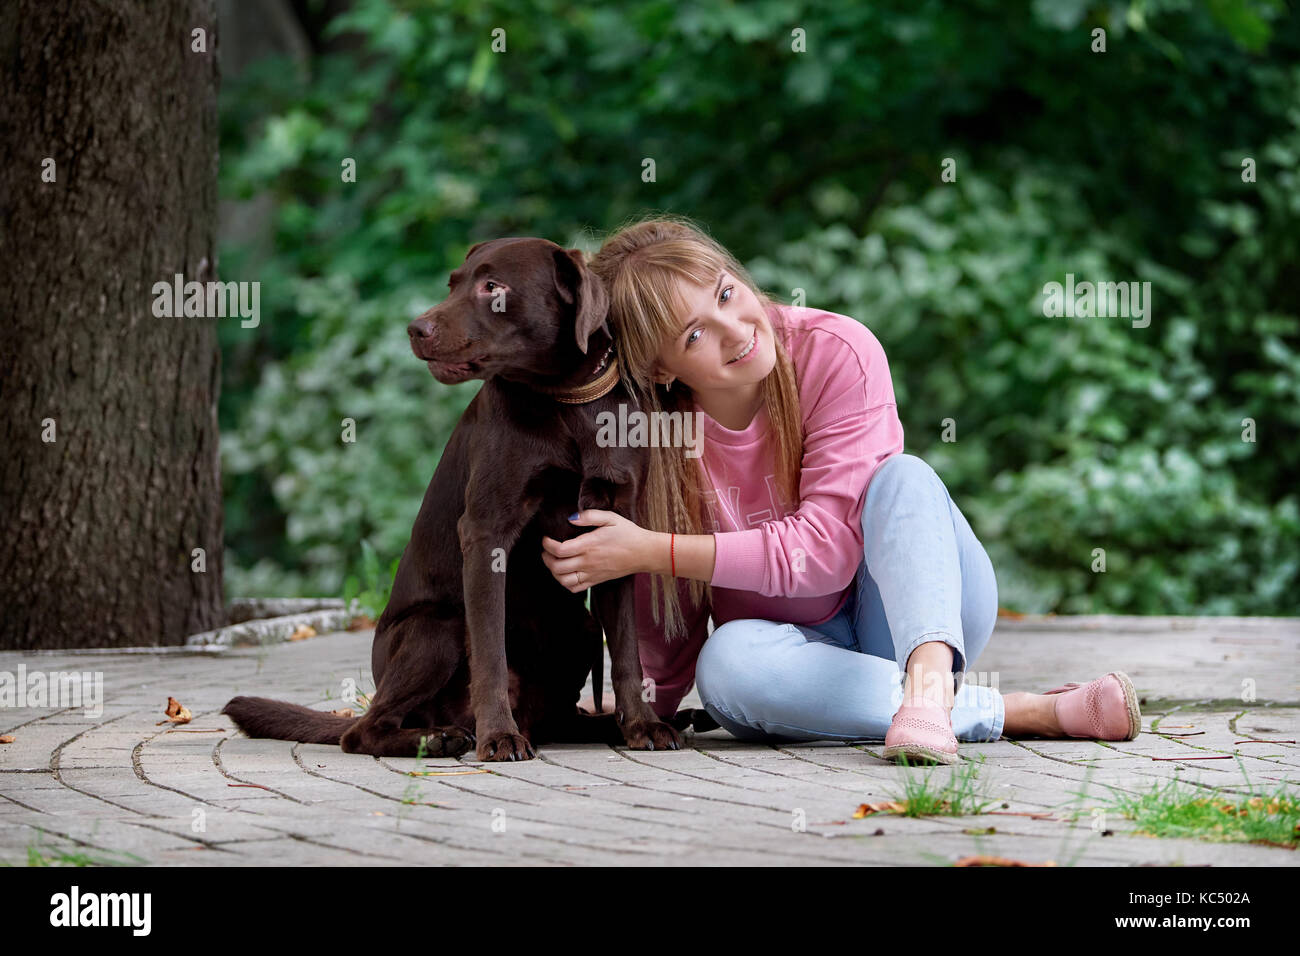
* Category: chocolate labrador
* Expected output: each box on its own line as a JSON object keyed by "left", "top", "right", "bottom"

{"left": 223, "top": 238, "right": 692, "bottom": 761}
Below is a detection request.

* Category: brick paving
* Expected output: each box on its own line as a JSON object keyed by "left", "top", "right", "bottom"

{"left": 1, "top": 615, "right": 1297, "bottom": 866}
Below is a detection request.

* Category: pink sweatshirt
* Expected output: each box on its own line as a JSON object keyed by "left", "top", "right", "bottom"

{"left": 634, "top": 303, "right": 906, "bottom": 718}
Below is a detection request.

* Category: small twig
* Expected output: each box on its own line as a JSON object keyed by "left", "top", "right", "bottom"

{"left": 164, "top": 729, "right": 226, "bottom": 733}
{"left": 1234, "top": 738, "right": 1296, "bottom": 745}
{"left": 227, "top": 782, "right": 275, "bottom": 791}
{"left": 1151, "top": 755, "right": 1233, "bottom": 761}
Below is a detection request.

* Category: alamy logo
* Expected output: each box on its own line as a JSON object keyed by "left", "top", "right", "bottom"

{"left": 0, "top": 665, "right": 103, "bottom": 717}
{"left": 49, "top": 886, "right": 151, "bottom": 936}
{"left": 595, "top": 404, "right": 705, "bottom": 459}
{"left": 151, "top": 273, "right": 260, "bottom": 327}
{"left": 1041, "top": 273, "right": 1151, "bottom": 328}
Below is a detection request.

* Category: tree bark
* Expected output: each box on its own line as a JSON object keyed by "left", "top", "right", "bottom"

{"left": 0, "top": 0, "right": 225, "bottom": 648}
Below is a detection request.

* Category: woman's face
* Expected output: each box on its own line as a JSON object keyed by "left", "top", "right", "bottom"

{"left": 653, "top": 270, "right": 778, "bottom": 393}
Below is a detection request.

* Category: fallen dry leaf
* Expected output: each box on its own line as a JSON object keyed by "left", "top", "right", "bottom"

{"left": 156, "top": 696, "right": 192, "bottom": 725}
{"left": 853, "top": 801, "right": 910, "bottom": 818}
{"left": 347, "top": 615, "right": 376, "bottom": 631}
{"left": 953, "top": 855, "right": 1056, "bottom": 867}
{"left": 0, "top": 734, "right": 14, "bottom": 744}
{"left": 996, "top": 607, "right": 1025, "bottom": 619}
{"left": 1253, "top": 838, "right": 1298, "bottom": 849}
{"left": 288, "top": 624, "right": 317, "bottom": 641}
{"left": 330, "top": 708, "right": 355, "bottom": 718}
{"left": 1208, "top": 795, "right": 1296, "bottom": 817}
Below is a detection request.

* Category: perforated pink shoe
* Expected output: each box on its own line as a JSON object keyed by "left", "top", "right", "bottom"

{"left": 883, "top": 697, "right": 960, "bottom": 765}
{"left": 1043, "top": 672, "right": 1141, "bottom": 741}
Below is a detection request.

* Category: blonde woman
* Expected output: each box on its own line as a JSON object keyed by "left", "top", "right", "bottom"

{"left": 540, "top": 216, "right": 1141, "bottom": 763}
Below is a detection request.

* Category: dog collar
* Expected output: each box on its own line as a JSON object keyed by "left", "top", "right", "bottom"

{"left": 536, "top": 343, "right": 620, "bottom": 404}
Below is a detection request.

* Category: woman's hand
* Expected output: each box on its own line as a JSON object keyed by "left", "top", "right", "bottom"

{"left": 541, "top": 510, "right": 655, "bottom": 592}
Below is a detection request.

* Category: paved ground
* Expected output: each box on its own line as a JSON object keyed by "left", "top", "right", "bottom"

{"left": 1, "top": 615, "right": 1297, "bottom": 866}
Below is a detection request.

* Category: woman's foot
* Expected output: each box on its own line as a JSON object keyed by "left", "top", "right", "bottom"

{"left": 1001, "top": 692, "right": 1062, "bottom": 737}
{"left": 883, "top": 696, "right": 960, "bottom": 764}
{"left": 1001, "top": 673, "right": 1142, "bottom": 740}
{"left": 901, "top": 640, "right": 956, "bottom": 710}
{"left": 884, "top": 641, "right": 959, "bottom": 764}
{"left": 1043, "top": 672, "right": 1141, "bottom": 740}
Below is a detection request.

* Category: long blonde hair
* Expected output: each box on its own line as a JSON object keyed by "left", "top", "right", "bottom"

{"left": 588, "top": 214, "right": 804, "bottom": 640}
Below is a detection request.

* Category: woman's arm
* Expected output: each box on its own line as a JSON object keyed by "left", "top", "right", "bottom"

{"left": 642, "top": 531, "right": 715, "bottom": 582}
{"left": 541, "top": 514, "right": 715, "bottom": 591}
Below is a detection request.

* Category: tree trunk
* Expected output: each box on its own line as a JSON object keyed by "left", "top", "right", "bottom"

{"left": 0, "top": 0, "right": 225, "bottom": 648}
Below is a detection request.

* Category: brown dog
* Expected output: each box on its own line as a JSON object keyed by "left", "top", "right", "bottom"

{"left": 223, "top": 238, "right": 687, "bottom": 760}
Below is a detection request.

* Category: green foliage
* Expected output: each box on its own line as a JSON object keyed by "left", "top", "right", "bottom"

{"left": 748, "top": 146, "right": 1300, "bottom": 614}
{"left": 342, "top": 539, "right": 401, "bottom": 619}
{"left": 218, "top": 0, "right": 1300, "bottom": 614}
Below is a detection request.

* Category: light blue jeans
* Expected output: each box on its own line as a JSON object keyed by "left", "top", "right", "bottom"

{"left": 695, "top": 453, "right": 1005, "bottom": 743}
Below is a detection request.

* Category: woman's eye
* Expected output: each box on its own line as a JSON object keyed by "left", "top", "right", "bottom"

{"left": 687, "top": 328, "right": 702, "bottom": 346}
{"left": 720, "top": 285, "right": 733, "bottom": 304}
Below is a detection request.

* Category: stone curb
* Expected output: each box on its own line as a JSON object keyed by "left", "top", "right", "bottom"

{"left": 226, "top": 597, "right": 346, "bottom": 624}
{"left": 998, "top": 615, "right": 1300, "bottom": 632}
{"left": 186, "top": 607, "right": 363, "bottom": 648}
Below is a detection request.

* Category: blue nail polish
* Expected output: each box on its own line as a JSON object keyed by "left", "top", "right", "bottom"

{"left": 568, "top": 513, "right": 580, "bottom": 521}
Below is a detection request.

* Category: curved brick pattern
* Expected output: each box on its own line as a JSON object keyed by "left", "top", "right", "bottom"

{"left": 1, "top": 617, "right": 1297, "bottom": 866}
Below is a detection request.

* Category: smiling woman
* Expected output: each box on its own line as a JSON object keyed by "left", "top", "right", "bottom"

{"left": 540, "top": 214, "right": 1143, "bottom": 766}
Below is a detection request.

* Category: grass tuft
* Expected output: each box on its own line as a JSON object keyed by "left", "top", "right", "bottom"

{"left": 4, "top": 830, "right": 146, "bottom": 867}
{"left": 857, "top": 755, "right": 999, "bottom": 818}
{"left": 1095, "top": 774, "right": 1299, "bottom": 849}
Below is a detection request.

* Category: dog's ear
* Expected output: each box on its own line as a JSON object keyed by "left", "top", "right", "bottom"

{"left": 465, "top": 239, "right": 495, "bottom": 260}
{"left": 553, "top": 247, "right": 610, "bottom": 354}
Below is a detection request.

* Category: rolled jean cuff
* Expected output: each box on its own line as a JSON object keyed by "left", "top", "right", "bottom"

{"left": 951, "top": 681, "right": 1005, "bottom": 742}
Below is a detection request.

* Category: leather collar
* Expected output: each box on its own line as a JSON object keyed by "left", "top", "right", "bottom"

{"left": 534, "top": 342, "right": 620, "bottom": 404}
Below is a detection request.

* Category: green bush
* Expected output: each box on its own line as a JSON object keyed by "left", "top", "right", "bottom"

{"left": 217, "top": 0, "right": 1300, "bottom": 614}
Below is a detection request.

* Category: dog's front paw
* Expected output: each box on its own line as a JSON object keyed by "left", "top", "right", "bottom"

{"left": 620, "top": 718, "right": 682, "bottom": 751}
{"left": 424, "top": 726, "right": 475, "bottom": 758}
{"left": 476, "top": 730, "right": 535, "bottom": 762}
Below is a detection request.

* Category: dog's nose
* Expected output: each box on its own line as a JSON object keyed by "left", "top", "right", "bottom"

{"left": 408, "top": 316, "right": 438, "bottom": 343}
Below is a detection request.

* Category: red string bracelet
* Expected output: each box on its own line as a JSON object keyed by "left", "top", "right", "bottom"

{"left": 670, "top": 533, "right": 676, "bottom": 576}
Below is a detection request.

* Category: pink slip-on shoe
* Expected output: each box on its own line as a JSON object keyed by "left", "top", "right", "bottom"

{"left": 883, "top": 697, "right": 960, "bottom": 765}
{"left": 1043, "top": 672, "right": 1141, "bottom": 741}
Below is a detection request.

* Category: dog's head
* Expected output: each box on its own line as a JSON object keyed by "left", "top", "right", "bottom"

{"left": 407, "top": 237, "right": 610, "bottom": 386}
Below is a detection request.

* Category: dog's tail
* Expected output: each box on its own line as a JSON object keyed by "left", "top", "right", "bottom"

{"left": 221, "top": 696, "right": 358, "bottom": 745}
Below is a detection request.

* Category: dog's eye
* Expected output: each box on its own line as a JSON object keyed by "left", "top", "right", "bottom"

{"left": 485, "top": 281, "right": 497, "bottom": 292}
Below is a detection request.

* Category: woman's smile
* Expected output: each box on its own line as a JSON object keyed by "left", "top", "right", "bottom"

{"left": 726, "top": 329, "right": 759, "bottom": 365}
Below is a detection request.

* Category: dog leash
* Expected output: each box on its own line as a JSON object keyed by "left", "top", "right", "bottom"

{"left": 535, "top": 342, "right": 621, "bottom": 404}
